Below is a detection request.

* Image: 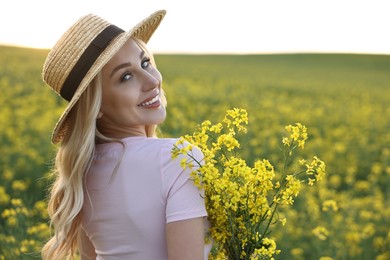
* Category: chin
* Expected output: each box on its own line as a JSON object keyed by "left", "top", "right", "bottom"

{"left": 151, "top": 108, "right": 167, "bottom": 125}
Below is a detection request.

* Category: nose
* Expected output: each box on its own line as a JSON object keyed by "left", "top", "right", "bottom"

{"left": 140, "top": 69, "right": 160, "bottom": 92}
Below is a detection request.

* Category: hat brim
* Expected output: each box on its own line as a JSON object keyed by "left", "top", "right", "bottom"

{"left": 51, "top": 10, "right": 166, "bottom": 144}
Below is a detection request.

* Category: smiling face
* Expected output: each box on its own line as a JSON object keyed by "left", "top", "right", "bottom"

{"left": 97, "top": 38, "right": 166, "bottom": 138}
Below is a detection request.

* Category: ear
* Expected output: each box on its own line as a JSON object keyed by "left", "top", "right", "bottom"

{"left": 97, "top": 111, "right": 103, "bottom": 119}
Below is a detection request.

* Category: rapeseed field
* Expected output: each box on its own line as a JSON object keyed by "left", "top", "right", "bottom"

{"left": 0, "top": 45, "right": 389, "bottom": 259}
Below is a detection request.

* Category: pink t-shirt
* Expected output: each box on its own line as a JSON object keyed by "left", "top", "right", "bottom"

{"left": 81, "top": 137, "right": 208, "bottom": 259}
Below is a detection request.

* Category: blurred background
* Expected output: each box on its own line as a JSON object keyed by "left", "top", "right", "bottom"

{"left": 1, "top": 0, "right": 389, "bottom": 259}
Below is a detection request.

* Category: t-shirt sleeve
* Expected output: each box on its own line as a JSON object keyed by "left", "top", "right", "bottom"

{"left": 161, "top": 140, "right": 207, "bottom": 224}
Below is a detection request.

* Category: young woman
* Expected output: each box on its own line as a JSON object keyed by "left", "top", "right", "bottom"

{"left": 41, "top": 10, "right": 209, "bottom": 260}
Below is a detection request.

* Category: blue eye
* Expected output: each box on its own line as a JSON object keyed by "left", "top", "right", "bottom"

{"left": 120, "top": 73, "right": 132, "bottom": 82}
{"left": 142, "top": 58, "right": 151, "bottom": 69}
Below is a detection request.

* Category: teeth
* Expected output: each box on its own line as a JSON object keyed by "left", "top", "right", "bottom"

{"left": 140, "top": 95, "right": 159, "bottom": 106}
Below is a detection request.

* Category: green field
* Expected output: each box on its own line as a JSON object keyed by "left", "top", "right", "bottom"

{"left": 1, "top": 45, "right": 389, "bottom": 259}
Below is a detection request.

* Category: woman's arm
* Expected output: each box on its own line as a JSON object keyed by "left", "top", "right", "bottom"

{"left": 79, "top": 228, "right": 97, "bottom": 260}
{"left": 166, "top": 217, "right": 205, "bottom": 260}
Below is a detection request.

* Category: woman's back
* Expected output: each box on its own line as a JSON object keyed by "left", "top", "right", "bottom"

{"left": 81, "top": 137, "right": 207, "bottom": 259}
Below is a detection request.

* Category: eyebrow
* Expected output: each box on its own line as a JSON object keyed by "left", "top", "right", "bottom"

{"left": 109, "top": 50, "right": 146, "bottom": 78}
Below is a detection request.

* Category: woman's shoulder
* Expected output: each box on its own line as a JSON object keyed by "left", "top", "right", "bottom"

{"left": 134, "top": 137, "right": 181, "bottom": 150}
{"left": 94, "top": 137, "right": 202, "bottom": 160}
{"left": 150, "top": 137, "right": 194, "bottom": 155}
{"left": 158, "top": 138, "right": 204, "bottom": 163}
{"left": 124, "top": 137, "right": 191, "bottom": 157}
{"left": 155, "top": 137, "right": 200, "bottom": 150}
{"left": 159, "top": 137, "right": 204, "bottom": 178}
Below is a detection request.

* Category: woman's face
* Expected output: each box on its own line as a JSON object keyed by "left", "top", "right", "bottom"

{"left": 98, "top": 38, "right": 166, "bottom": 138}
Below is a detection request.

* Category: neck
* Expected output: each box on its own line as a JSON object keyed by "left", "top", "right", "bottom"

{"left": 97, "top": 122, "right": 147, "bottom": 140}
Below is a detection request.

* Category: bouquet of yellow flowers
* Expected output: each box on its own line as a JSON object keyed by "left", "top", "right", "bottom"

{"left": 172, "top": 108, "right": 326, "bottom": 260}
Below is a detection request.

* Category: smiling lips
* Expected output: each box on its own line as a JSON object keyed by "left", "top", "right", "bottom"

{"left": 139, "top": 91, "right": 161, "bottom": 107}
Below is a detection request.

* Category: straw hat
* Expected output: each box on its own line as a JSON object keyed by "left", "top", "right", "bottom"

{"left": 42, "top": 10, "right": 166, "bottom": 144}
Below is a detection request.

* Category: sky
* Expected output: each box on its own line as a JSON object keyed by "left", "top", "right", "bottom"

{"left": 1, "top": 0, "right": 389, "bottom": 54}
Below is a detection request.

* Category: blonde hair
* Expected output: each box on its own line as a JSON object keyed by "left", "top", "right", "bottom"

{"left": 42, "top": 37, "right": 166, "bottom": 259}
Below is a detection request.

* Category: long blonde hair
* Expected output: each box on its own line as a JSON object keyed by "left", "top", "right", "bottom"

{"left": 42, "top": 37, "right": 166, "bottom": 259}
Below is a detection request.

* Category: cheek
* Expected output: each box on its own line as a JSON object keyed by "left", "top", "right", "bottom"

{"left": 100, "top": 88, "right": 115, "bottom": 114}
{"left": 101, "top": 88, "right": 139, "bottom": 115}
{"left": 101, "top": 89, "right": 122, "bottom": 116}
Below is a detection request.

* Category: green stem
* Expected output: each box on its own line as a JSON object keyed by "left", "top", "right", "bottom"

{"left": 261, "top": 202, "right": 279, "bottom": 239}
{"left": 226, "top": 210, "right": 241, "bottom": 259}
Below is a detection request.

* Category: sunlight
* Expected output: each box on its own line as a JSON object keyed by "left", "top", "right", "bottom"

{"left": 1, "top": 0, "right": 389, "bottom": 54}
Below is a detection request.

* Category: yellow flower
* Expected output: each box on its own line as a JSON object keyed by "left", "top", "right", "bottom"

{"left": 312, "top": 226, "right": 329, "bottom": 240}
{"left": 282, "top": 137, "right": 290, "bottom": 146}
{"left": 20, "top": 239, "right": 37, "bottom": 253}
{"left": 2, "top": 169, "right": 14, "bottom": 181}
{"left": 280, "top": 175, "right": 301, "bottom": 205}
{"left": 373, "top": 236, "right": 385, "bottom": 250}
{"left": 11, "top": 198, "right": 23, "bottom": 207}
{"left": 376, "top": 253, "right": 390, "bottom": 260}
{"left": 362, "top": 223, "right": 375, "bottom": 238}
{"left": 251, "top": 238, "right": 280, "bottom": 259}
{"left": 33, "top": 200, "right": 48, "bottom": 218}
{"left": 180, "top": 158, "right": 188, "bottom": 168}
{"left": 6, "top": 216, "right": 17, "bottom": 227}
{"left": 0, "top": 186, "right": 10, "bottom": 205}
{"left": 27, "top": 222, "right": 51, "bottom": 238}
{"left": 172, "top": 109, "right": 324, "bottom": 259}
{"left": 209, "top": 123, "right": 223, "bottom": 134}
{"left": 284, "top": 123, "right": 308, "bottom": 149}
{"left": 11, "top": 180, "right": 28, "bottom": 191}
{"left": 322, "top": 200, "right": 338, "bottom": 212}
{"left": 305, "top": 156, "right": 326, "bottom": 183}
{"left": 216, "top": 133, "right": 240, "bottom": 151}
{"left": 299, "top": 159, "right": 306, "bottom": 165}
{"left": 1, "top": 208, "right": 16, "bottom": 218}
{"left": 291, "top": 248, "right": 304, "bottom": 256}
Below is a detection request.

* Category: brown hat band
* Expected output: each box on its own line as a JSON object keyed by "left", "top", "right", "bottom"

{"left": 60, "top": 24, "right": 125, "bottom": 101}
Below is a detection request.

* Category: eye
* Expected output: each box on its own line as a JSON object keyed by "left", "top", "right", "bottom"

{"left": 120, "top": 72, "right": 132, "bottom": 82}
{"left": 141, "top": 58, "right": 151, "bottom": 69}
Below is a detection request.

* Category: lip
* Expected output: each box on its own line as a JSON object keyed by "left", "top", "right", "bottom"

{"left": 138, "top": 90, "right": 161, "bottom": 107}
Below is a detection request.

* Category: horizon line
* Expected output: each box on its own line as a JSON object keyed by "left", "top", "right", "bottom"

{"left": 1, "top": 43, "right": 389, "bottom": 56}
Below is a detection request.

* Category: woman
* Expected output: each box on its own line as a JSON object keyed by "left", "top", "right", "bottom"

{"left": 41, "top": 10, "right": 209, "bottom": 260}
